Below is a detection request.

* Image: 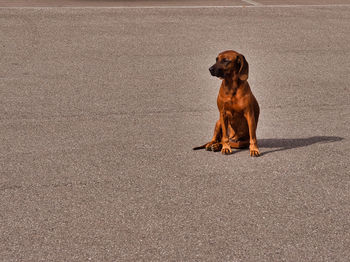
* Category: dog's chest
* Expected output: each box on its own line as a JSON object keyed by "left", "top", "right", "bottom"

{"left": 218, "top": 95, "right": 242, "bottom": 113}
{"left": 219, "top": 84, "right": 246, "bottom": 112}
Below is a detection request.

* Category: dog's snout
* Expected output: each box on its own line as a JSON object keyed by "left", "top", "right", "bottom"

{"left": 209, "top": 65, "right": 216, "bottom": 75}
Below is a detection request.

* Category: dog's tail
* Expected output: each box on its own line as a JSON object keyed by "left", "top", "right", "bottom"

{"left": 192, "top": 142, "right": 209, "bottom": 150}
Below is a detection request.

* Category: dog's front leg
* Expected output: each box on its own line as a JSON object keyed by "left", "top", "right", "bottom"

{"left": 220, "top": 110, "right": 232, "bottom": 155}
{"left": 244, "top": 109, "right": 260, "bottom": 157}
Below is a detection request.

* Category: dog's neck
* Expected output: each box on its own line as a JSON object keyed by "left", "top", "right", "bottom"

{"left": 223, "top": 75, "right": 241, "bottom": 96}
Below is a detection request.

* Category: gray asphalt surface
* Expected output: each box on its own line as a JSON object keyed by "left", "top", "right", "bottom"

{"left": 1, "top": 1, "right": 350, "bottom": 261}
{"left": 0, "top": 0, "right": 246, "bottom": 7}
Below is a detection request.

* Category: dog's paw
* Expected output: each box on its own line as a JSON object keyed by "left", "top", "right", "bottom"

{"left": 221, "top": 145, "right": 232, "bottom": 155}
{"left": 249, "top": 146, "right": 260, "bottom": 157}
{"left": 205, "top": 142, "right": 213, "bottom": 151}
{"left": 211, "top": 142, "right": 222, "bottom": 152}
{"left": 205, "top": 141, "right": 219, "bottom": 151}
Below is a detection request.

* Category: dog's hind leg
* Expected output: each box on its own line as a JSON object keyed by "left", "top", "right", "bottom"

{"left": 193, "top": 120, "right": 222, "bottom": 151}
{"left": 229, "top": 139, "right": 250, "bottom": 149}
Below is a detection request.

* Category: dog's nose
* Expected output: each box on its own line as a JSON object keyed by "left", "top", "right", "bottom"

{"left": 209, "top": 66, "right": 216, "bottom": 76}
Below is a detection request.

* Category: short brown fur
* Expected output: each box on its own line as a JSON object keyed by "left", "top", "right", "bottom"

{"left": 193, "top": 50, "right": 260, "bottom": 156}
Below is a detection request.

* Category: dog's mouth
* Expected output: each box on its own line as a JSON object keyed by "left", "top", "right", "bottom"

{"left": 209, "top": 66, "right": 224, "bottom": 78}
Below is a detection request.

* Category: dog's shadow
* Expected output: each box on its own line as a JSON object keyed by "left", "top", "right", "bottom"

{"left": 257, "top": 136, "right": 343, "bottom": 156}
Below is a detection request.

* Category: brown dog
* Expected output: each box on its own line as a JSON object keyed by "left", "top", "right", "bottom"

{"left": 193, "top": 50, "right": 260, "bottom": 156}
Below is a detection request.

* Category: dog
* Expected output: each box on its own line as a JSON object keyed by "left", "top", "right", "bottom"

{"left": 193, "top": 50, "right": 260, "bottom": 157}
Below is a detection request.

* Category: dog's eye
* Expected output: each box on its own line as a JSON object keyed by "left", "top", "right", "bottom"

{"left": 222, "top": 58, "right": 231, "bottom": 63}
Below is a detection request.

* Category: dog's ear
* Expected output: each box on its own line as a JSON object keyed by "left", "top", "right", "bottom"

{"left": 235, "top": 54, "right": 249, "bottom": 81}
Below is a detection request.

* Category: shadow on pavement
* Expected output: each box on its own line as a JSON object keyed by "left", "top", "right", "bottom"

{"left": 259, "top": 136, "right": 344, "bottom": 156}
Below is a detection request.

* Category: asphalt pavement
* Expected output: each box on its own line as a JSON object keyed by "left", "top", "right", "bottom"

{"left": 0, "top": 1, "right": 349, "bottom": 261}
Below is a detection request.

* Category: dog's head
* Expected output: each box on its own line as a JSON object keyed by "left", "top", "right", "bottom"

{"left": 209, "top": 50, "right": 249, "bottom": 81}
